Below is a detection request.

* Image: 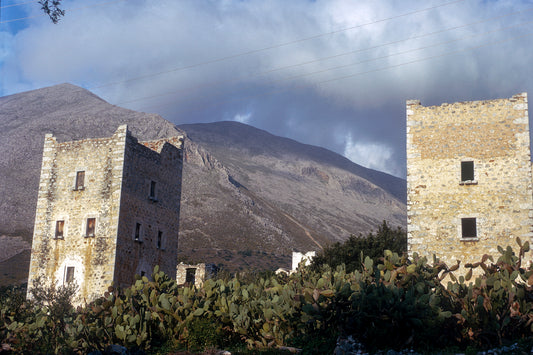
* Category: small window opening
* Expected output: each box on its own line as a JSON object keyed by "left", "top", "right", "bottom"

{"left": 55, "top": 220, "right": 65, "bottom": 239}
{"left": 149, "top": 181, "right": 157, "bottom": 199}
{"left": 461, "top": 161, "right": 474, "bottom": 182}
{"left": 75, "top": 171, "right": 85, "bottom": 190}
{"left": 157, "top": 230, "right": 163, "bottom": 249}
{"left": 461, "top": 218, "right": 477, "bottom": 238}
{"left": 140, "top": 271, "right": 146, "bottom": 277}
{"left": 86, "top": 218, "right": 96, "bottom": 237}
{"left": 185, "top": 268, "right": 196, "bottom": 284}
{"left": 65, "top": 266, "right": 75, "bottom": 283}
{"left": 135, "top": 223, "right": 142, "bottom": 241}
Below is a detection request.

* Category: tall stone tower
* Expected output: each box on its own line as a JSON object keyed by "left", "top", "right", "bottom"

{"left": 27, "top": 125, "right": 184, "bottom": 303}
{"left": 406, "top": 93, "right": 532, "bottom": 270}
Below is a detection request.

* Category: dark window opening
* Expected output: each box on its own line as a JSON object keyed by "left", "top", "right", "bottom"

{"left": 149, "top": 181, "right": 157, "bottom": 199}
{"left": 65, "top": 266, "right": 75, "bottom": 283}
{"left": 157, "top": 230, "right": 163, "bottom": 249}
{"left": 75, "top": 171, "right": 85, "bottom": 190}
{"left": 86, "top": 218, "right": 96, "bottom": 237}
{"left": 185, "top": 268, "right": 196, "bottom": 284}
{"left": 461, "top": 161, "right": 474, "bottom": 181}
{"left": 140, "top": 271, "right": 146, "bottom": 277}
{"left": 55, "top": 220, "right": 65, "bottom": 238}
{"left": 461, "top": 218, "right": 477, "bottom": 238}
{"left": 135, "top": 223, "right": 142, "bottom": 241}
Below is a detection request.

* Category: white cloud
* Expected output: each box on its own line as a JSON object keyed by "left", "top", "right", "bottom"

{"left": 344, "top": 133, "right": 399, "bottom": 176}
{"left": 1, "top": 0, "right": 532, "bottom": 177}
{"left": 233, "top": 112, "right": 252, "bottom": 124}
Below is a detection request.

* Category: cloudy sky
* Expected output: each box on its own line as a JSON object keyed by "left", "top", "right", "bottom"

{"left": 1, "top": 0, "right": 532, "bottom": 177}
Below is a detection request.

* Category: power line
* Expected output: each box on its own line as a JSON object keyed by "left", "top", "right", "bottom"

{"left": 2, "top": 0, "right": 467, "bottom": 95}
{"left": 276, "top": 20, "right": 533, "bottom": 84}
{"left": 318, "top": 32, "right": 533, "bottom": 86}
{"left": 90, "top": 0, "right": 466, "bottom": 90}
{"left": 3, "top": 0, "right": 528, "bottom": 116}
{"left": 0, "top": 0, "right": 39, "bottom": 10}
{"left": 262, "top": 7, "right": 532, "bottom": 76}
{"left": 116, "top": 17, "right": 532, "bottom": 107}
{"left": 0, "top": 0, "right": 125, "bottom": 23}
{"left": 127, "top": 31, "right": 533, "bottom": 114}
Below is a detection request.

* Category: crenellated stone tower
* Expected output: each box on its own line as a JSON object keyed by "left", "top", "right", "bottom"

{"left": 406, "top": 93, "right": 533, "bottom": 271}
{"left": 27, "top": 125, "right": 184, "bottom": 303}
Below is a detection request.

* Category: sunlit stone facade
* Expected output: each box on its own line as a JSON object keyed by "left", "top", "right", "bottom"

{"left": 406, "top": 93, "right": 532, "bottom": 272}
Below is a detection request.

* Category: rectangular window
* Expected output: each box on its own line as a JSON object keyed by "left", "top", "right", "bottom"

{"left": 461, "top": 161, "right": 474, "bottom": 182}
{"left": 157, "top": 230, "right": 163, "bottom": 249}
{"left": 55, "top": 220, "right": 65, "bottom": 239}
{"left": 149, "top": 181, "right": 157, "bottom": 199}
{"left": 86, "top": 218, "right": 96, "bottom": 237}
{"left": 461, "top": 218, "right": 477, "bottom": 238}
{"left": 65, "top": 266, "right": 75, "bottom": 283}
{"left": 135, "top": 223, "right": 142, "bottom": 241}
{"left": 75, "top": 171, "right": 85, "bottom": 190}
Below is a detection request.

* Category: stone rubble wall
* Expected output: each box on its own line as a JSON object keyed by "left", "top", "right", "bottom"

{"left": 28, "top": 125, "right": 184, "bottom": 304}
{"left": 406, "top": 93, "right": 533, "bottom": 273}
{"left": 27, "top": 126, "right": 127, "bottom": 303}
{"left": 114, "top": 133, "right": 183, "bottom": 287}
{"left": 176, "top": 262, "right": 206, "bottom": 288}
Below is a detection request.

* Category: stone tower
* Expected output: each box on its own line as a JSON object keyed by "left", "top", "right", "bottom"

{"left": 406, "top": 93, "right": 532, "bottom": 270}
{"left": 27, "top": 125, "right": 184, "bottom": 303}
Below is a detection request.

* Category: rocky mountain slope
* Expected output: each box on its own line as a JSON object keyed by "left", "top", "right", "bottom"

{"left": 0, "top": 83, "right": 406, "bottom": 283}
{"left": 178, "top": 122, "right": 406, "bottom": 248}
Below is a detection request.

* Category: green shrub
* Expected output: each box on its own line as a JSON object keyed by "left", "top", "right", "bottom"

{"left": 2, "top": 232, "right": 533, "bottom": 354}
{"left": 310, "top": 221, "right": 407, "bottom": 273}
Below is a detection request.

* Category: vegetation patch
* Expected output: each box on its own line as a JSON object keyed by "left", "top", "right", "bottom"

{"left": 2, "top": 226, "right": 533, "bottom": 354}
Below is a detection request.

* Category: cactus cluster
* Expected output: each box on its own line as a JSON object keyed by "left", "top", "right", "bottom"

{"left": 1, "top": 240, "right": 533, "bottom": 354}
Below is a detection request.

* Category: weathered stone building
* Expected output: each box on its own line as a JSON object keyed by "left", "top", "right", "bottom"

{"left": 27, "top": 125, "right": 184, "bottom": 303}
{"left": 406, "top": 93, "right": 532, "bottom": 272}
{"left": 176, "top": 262, "right": 218, "bottom": 288}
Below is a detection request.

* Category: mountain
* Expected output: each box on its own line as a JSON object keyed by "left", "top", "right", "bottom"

{"left": 0, "top": 83, "right": 406, "bottom": 284}
{"left": 178, "top": 121, "right": 405, "bottom": 246}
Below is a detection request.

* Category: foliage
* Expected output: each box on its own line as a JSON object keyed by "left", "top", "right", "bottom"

{"left": 310, "top": 220, "right": 407, "bottom": 273}
{"left": 1, "top": 237, "right": 533, "bottom": 354}
{"left": 38, "top": 0, "right": 65, "bottom": 24}
{"left": 0, "top": 278, "right": 79, "bottom": 354}
{"left": 445, "top": 238, "right": 533, "bottom": 349}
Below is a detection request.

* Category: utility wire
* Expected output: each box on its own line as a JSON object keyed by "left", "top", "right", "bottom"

{"left": 89, "top": 0, "right": 466, "bottom": 90}
{"left": 2, "top": 0, "right": 467, "bottom": 94}
{"left": 127, "top": 31, "right": 533, "bottom": 114}
{"left": 116, "top": 18, "right": 532, "bottom": 106}
{"left": 276, "top": 20, "right": 533, "bottom": 84}
{"left": 0, "top": 0, "right": 39, "bottom": 9}
{"left": 262, "top": 7, "right": 533, "bottom": 76}
{"left": 318, "top": 32, "right": 533, "bottom": 85}
{"left": 0, "top": 0, "right": 125, "bottom": 23}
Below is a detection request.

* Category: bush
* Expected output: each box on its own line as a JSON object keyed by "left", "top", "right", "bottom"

{"left": 310, "top": 220, "right": 407, "bottom": 273}
{"left": 1, "top": 233, "right": 533, "bottom": 354}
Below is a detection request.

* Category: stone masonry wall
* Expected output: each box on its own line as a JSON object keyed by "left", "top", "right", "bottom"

{"left": 28, "top": 126, "right": 127, "bottom": 303}
{"left": 28, "top": 125, "right": 184, "bottom": 303}
{"left": 176, "top": 262, "right": 206, "bottom": 288}
{"left": 114, "top": 135, "right": 183, "bottom": 288}
{"left": 406, "top": 93, "right": 533, "bottom": 273}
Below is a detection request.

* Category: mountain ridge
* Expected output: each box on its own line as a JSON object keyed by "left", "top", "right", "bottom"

{"left": 179, "top": 121, "right": 405, "bottom": 202}
{"left": 0, "top": 83, "right": 406, "bottom": 283}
